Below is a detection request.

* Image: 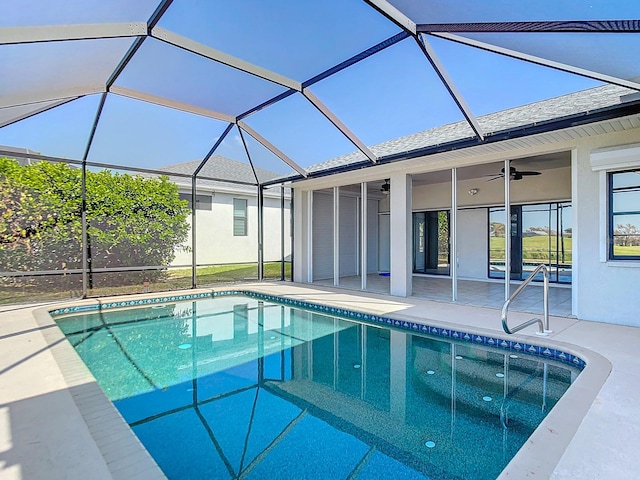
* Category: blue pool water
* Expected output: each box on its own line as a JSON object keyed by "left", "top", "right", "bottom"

{"left": 55, "top": 295, "right": 581, "bottom": 480}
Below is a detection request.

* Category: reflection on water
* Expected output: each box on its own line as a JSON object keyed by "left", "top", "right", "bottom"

{"left": 57, "top": 296, "right": 580, "bottom": 480}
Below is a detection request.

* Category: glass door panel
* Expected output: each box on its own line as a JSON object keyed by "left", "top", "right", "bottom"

{"left": 489, "top": 208, "right": 506, "bottom": 278}
{"left": 490, "top": 203, "right": 571, "bottom": 284}
{"left": 413, "top": 211, "right": 450, "bottom": 275}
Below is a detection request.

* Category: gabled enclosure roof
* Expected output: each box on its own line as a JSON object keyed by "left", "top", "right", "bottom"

{"left": 1, "top": 1, "right": 640, "bottom": 186}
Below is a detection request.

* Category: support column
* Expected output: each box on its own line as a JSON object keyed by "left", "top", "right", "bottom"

{"left": 292, "top": 188, "right": 304, "bottom": 283}
{"left": 81, "top": 163, "right": 88, "bottom": 298}
{"left": 333, "top": 186, "right": 340, "bottom": 286}
{"left": 390, "top": 173, "right": 412, "bottom": 297}
{"left": 504, "top": 160, "right": 511, "bottom": 301}
{"left": 361, "top": 182, "right": 368, "bottom": 290}
{"left": 258, "top": 185, "right": 264, "bottom": 281}
{"left": 191, "top": 176, "right": 197, "bottom": 288}
{"left": 306, "top": 190, "right": 313, "bottom": 283}
{"left": 451, "top": 168, "right": 458, "bottom": 301}
{"left": 280, "top": 187, "right": 285, "bottom": 281}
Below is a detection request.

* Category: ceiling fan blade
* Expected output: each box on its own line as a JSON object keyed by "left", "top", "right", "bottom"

{"left": 486, "top": 175, "right": 503, "bottom": 182}
{"left": 519, "top": 171, "right": 541, "bottom": 176}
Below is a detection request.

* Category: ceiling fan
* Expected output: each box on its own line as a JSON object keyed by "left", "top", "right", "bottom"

{"left": 381, "top": 179, "right": 390, "bottom": 195}
{"left": 485, "top": 166, "right": 541, "bottom": 181}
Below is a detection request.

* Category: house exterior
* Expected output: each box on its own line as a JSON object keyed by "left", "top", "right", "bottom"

{"left": 291, "top": 84, "right": 640, "bottom": 327}
{"left": 160, "top": 156, "right": 292, "bottom": 267}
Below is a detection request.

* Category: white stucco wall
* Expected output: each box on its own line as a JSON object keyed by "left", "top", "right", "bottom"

{"left": 574, "top": 131, "right": 640, "bottom": 326}
{"left": 457, "top": 209, "right": 489, "bottom": 279}
{"left": 172, "top": 191, "right": 291, "bottom": 266}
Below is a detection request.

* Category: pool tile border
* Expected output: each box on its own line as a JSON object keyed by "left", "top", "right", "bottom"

{"left": 50, "top": 289, "right": 585, "bottom": 369}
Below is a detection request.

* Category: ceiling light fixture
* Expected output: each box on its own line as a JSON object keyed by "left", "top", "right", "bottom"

{"left": 468, "top": 188, "right": 479, "bottom": 196}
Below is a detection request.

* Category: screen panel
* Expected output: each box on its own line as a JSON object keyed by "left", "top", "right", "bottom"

{"left": 0, "top": 0, "right": 159, "bottom": 26}
{"left": 310, "top": 38, "right": 469, "bottom": 150}
{"left": 114, "top": 38, "right": 288, "bottom": 117}
{"left": 157, "top": 0, "right": 400, "bottom": 81}
{"left": 389, "top": 0, "right": 640, "bottom": 23}
{"left": 0, "top": 95, "right": 102, "bottom": 161}
{"left": 87, "top": 94, "right": 228, "bottom": 169}
{"left": 425, "top": 34, "right": 603, "bottom": 118}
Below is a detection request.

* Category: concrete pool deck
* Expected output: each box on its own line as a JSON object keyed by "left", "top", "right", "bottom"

{"left": 0, "top": 282, "right": 638, "bottom": 479}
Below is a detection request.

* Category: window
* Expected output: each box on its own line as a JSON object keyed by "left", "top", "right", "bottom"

{"left": 178, "top": 193, "right": 212, "bottom": 210}
{"left": 233, "top": 198, "right": 248, "bottom": 236}
{"left": 609, "top": 169, "right": 640, "bottom": 260}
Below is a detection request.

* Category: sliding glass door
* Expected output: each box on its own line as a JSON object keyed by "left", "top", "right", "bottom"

{"left": 488, "top": 202, "right": 572, "bottom": 283}
{"left": 413, "top": 211, "right": 450, "bottom": 275}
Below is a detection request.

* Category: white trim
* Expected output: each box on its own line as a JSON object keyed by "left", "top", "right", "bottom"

{"left": 598, "top": 170, "right": 608, "bottom": 263}
{"left": 0, "top": 22, "right": 147, "bottom": 45}
{"left": 110, "top": 85, "right": 235, "bottom": 122}
{"left": 590, "top": 142, "right": 640, "bottom": 171}
{"left": 151, "top": 27, "right": 301, "bottom": 91}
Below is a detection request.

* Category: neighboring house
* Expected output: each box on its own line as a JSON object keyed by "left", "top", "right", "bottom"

{"left": 159, "top": 156, "right": 292, "bottom": 267}
{"left": 292, "top": 84, "right": 640, "bottom": 327}
{"left": 0, "top": 145, "right": 38, "bottom": 165}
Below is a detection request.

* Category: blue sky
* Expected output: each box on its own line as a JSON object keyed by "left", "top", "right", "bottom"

{"left": 0, "top": 0, "right": 637, "bottom": 176}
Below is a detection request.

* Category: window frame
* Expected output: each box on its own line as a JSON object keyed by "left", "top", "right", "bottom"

{"left": 608, "top": 168, "right": 640, "bottom": 261}
{"left": 233, "top": 198, "right": 248, "bottom": 237}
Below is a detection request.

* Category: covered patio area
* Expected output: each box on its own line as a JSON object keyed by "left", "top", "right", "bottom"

{"left": 315, "top": 274, "right": 572, "bottom": 317}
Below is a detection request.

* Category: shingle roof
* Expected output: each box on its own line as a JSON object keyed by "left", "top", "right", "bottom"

{"left": 161, "top": 155, "right": 281, "bottom": 183}
{"left": 307, "top": 84, "right": 636, "bottom": 174}
{"left": 159, "top": 155, "right": 284, "bottom": 195}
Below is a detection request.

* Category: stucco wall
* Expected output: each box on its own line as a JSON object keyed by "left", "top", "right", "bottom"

{"left": 457, "top": 209, "right": 489, "bottom": 279}
{"left": 172, "top": 192, "right": 291, "bottom": 266}
{"left": 574, "top": 131, "right": 640, "bottom": 326}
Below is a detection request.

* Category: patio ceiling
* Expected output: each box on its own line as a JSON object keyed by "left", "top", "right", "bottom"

{"left": 1, "top": 1, "right": 640, "bottom": 186}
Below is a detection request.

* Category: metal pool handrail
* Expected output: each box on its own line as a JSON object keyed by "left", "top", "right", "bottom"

{"left": 501, "top": 264, "right": 552, "bottom": 336}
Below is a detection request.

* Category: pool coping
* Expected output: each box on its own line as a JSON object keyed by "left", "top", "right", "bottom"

{"left": 33, "top": 285, "right": 612, "bottom": 480}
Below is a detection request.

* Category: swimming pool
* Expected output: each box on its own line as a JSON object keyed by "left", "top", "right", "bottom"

{"left": 53, "top": 292, "right": 583, "bottom": 480}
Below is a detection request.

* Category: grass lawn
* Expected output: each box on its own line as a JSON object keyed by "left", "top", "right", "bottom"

{"left": 0, "top": 262, "right": 292, "bottom": 305}
{"left": 489, "top": 236, "right": 572, "bottom": 263}
{"left": 613, "top": 245, "right": 640, "bottom": 256}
